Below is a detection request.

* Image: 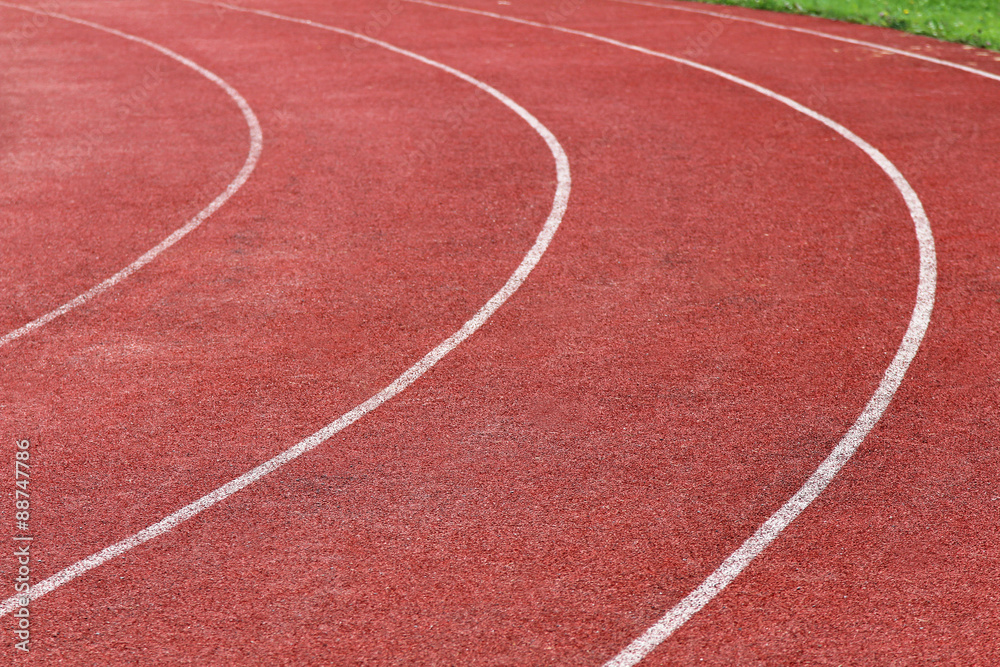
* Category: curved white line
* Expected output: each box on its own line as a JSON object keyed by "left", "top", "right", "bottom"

{"left": 403, "top": 1, "right": 936, "bottom": 664}
{"left": 0, "top": 2, "right": 263, "bottom": 350}
{"left": 0, "top": 4, "right": 571, "bottom": 616}
{"left": 612, "top": 0, "right": 1000, "bottom": 84}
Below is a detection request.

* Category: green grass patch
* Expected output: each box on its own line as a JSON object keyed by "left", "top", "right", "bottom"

{"left": 695, "top": 0, "right": 1000, "bottom": 50}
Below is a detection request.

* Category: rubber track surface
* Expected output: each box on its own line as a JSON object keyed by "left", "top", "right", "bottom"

{"left": 1, "top": 0, "right": 998, "bottom": 664}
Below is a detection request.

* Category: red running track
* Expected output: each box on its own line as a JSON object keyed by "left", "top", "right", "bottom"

{"left": 1, "top": 0, "right": 998, "bottom": 664}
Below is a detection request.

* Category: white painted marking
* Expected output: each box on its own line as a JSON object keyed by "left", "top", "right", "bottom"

{"left": 0, "top": 2, "right": 263, "bottom": 349}
{"left": 403, "top": 2, "right": 936, "bottom": 664}
{"left": 0, "top": 4, "right": 571, "bottom": 616}
{"left": 611, "top": 0, "right": 1000, "bottom": 84}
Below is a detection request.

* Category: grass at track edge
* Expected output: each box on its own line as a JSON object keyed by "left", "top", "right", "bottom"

{"left": 695, "top": 0, "right": 999, "bottom": 51}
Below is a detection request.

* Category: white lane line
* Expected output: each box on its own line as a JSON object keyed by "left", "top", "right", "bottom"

{"left": 0, "top": 3, "right": 263, "bottom": 350}
{"left": 0, "top": 3, "right": 571, "bottom": 617}
{"left": 404, "top": 1, "right": 936, "bottom": 664}
{"left": 611, "top": 0, "right": 1000, "bottom": 84}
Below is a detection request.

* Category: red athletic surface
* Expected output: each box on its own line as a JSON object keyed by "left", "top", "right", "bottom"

{"left": 2, "top": 0, "right": 998, "bottom": 664}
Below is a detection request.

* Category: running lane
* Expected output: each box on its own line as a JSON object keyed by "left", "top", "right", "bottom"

{"left": 0, "top": 4, "right": 250, "bottom": 339}
{"left": 399, "top": 1, "right": 1000, "bottom": 664}
{"left": 3, "top": 1, "right": 997, "bottom": 665}
{"left": 497, "top": 1, "right": 998, "bottom": 663}
{"left": 2, "top": 0, "right": 557, "bottom": 662}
